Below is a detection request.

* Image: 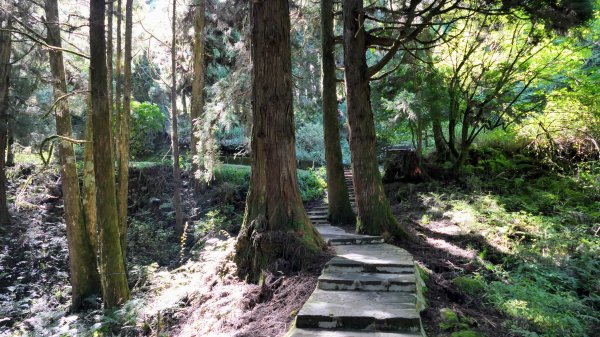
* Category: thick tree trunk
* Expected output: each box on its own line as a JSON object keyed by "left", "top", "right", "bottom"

{"left": 190, "top": 0, "right": 205, "bottom": 193}
{"left": 171, "top": 0, "right": 184, "bottom": 236}
{"left": 0, "top": 18, "right": 11, "bottom": 225}
{"left": 116, "top": 0, "right": 132, "bottom": 260}
{"left": 44, "top": 0, "right": 101, "bottom": 310}
{"left": 89, "top": 0, "right": 130, "bottom": 308}
{"left": 234, "top": 0, "right": 325, "bottom": 283}
{"left": 342, "top": 0, "right": 408, "bottom": 239}
{"left": 321, "top": 0, "right": 354, "bottom": 225}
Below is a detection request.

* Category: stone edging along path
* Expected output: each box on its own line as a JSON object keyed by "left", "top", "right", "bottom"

{"left": 286, "top": 171, "right": 426, "bottom": 337}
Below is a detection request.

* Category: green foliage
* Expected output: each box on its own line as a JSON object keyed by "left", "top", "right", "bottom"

{"left": 130, "top": 101, "right": 166, "bottom": 159}
{"left": 419, "top": 149, "right": 600, "bottom": 335}
{"left": 213, "top": 164, "right": 325, "bottom": 202}
{"left": 295, "top": 122, "right": 325, "bottom": 164}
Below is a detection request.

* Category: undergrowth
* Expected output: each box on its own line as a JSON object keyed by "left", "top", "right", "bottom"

{"left": 419, "top": 152, "right": 599, "bottom": 336}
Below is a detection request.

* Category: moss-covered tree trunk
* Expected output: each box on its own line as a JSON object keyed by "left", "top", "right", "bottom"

{"left": 342, "top": 0, "right": 408, "bottom": 239}
{"left": 171, "top": 0, "right": 184, "bottom": 237}
{"left": 0, "top": 18, "right": 11, "bottom": 225}
{"left": 89, "top": 0, "right": 130, "bottom": 308}
{"left": 321, "top": 0, "right": 354, "bottom": 225}
{"left": 44, "top": 0, "right": 101, "bottom": 310}
{"left": 190, "top": 0, "right": 205, "bottom": 193}
{"left": 234, "top": 0, "right": 325, "bottom": 283}
{"left": 114, "top": 0, "right": 122, "bottom": 155}
{"left": 116, "top": 0, "right": 133, "bottom": 259}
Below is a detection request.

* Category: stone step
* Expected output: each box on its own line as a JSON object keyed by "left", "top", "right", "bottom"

{"left": 287, "top": 328, "right": 422, "bottom": 337}
{"left": 316, "top": 225, "right": 383, "bottom": 245}
{"left": 326, "top": 244, "right": 414, "bottom": 274}
{"left": 295, "top": 289, "right": 420, "bottom": 332}
{"left": 318, "top": 270, "right": 416, "bottom": 292}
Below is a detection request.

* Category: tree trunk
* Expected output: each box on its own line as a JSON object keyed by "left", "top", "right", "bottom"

{"left": 234, "top": 0, "right": 325, "bottom": 283}
{"left": 89, "top": 0, "right": 130, "bottom": 308}
{"left": 44, "top": 0, "right": 101, "bottom": 310}
{"left": 190, "top": 0, "right": 205, "bottom": 193}
{"left": 107, "top": 0, "right": 114, "bottom": 150}
{"left": 82, "top": 105, "right": 97, "bottom": 254}
{"left": 321, "top": 0, "right": 354, "bottom": 225}
{"left": 431, "top": 110, "right": 447, "bottom": 157}
{"left": 171, "top": 0, "right": 184, "bottom": 237}
{"left": 6, "top": 124, "right": 14, "bottom": 167}
{"left": 116, "top": 0, "right": 132, "bottom": 260}
{"left": 0, "top": 18, "right": 11, "bottom": 225}
{"left": 115, "top": 0, "right": 122, "bottom": 151}
{"left": 342, "top": 0, "right": 407, "bottom": 239}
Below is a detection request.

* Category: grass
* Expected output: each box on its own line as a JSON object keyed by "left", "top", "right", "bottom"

{"left": 418, "top": 157, "right": 600, "bottom": 336}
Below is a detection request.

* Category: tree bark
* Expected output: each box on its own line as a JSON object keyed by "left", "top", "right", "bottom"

{"left": 6, "top": 124, "right": 14, "bottom": 167}
{"left": 116, "top": 0, "right": 133, "bottom": 260}
{"left": 89, "top": 0, "right": 130, "bottom": 308}
{"left": 321, "top": 0, "right": 354, "bottom": 225}
{"left": 234, "top": 0, "right": 325, "bottom": 283}
{"left": 431, "top": 110, "right": 447, "bottom": 157}
{"left": 0, "top": 18, "right": 11, "bottom": 225}
{"left": 44, "top": 0, "right": 101, "bottom": 310}
{"left": 82, "top": 105, "right": 97, "bottom": 254}
{"left": 190, "top": 0, "right": 205, "bottom": 193}
{"left": 171, "top": 0, "right": 184, "bottom": 236}
{"left": 342, "top": 0, "right": 408, "bottom": 239}
{"left": 115, "top": 0, "right": 122, "bottom": 152}
{"left": 107, "top": 0, "right": 114, "bottom": 150}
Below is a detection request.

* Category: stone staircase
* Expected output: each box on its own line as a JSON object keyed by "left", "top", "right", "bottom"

{"left": 286, "top": 170, "right": 426, "bottom": 337}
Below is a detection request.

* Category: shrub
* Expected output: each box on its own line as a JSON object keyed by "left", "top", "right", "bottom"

{"left": 130, "top": 101, "right": 166, "bottom": 159}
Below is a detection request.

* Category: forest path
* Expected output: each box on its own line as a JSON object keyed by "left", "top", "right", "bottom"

{"left": 286, "top": 171, "right": 426, "bottom": 336}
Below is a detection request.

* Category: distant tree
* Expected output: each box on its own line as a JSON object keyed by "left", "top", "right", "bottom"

{"left": 116, "top": 0, "right": 133, "bottom": 260}
{"left": 89, "top": 0, "right": 129, "bottom": 308}
{"left": 190, "top": 0, "right": 205, "bottom": 193}
{"left": 234, "top": 0, "right": 325, "bottom": 283}
{"left": 0, "top": 14, "right": 11, "bottom": 225}
{"left": 436, "top": 15, "right": 566, "bottom": 168}
{"left": 171, "top": 0, "right": 184, "bottom": 237}
{"left": 44, "top": 0, "right": 101, "bottom": 310}
{"left": 321, "top": 0, "right": 354, "bottom": 225}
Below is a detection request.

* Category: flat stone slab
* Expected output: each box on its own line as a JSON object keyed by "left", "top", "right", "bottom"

{"left": 296, "top": 289, "right": 420, "bottom": 331}
{"left": 316, "top": 225, "right": 384, "bottom": 245}
{"left": 288, "top": 328, "right": 422, "bottom": 337}
{"left": 327, "top": 244, "right": 414, "bottom": 273}
{"left": 319, "top": 270, "right": 416, "bottom": 292}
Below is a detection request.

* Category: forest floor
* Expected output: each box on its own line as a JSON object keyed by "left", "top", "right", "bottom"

{"left": 1, "top": 154, "right": 598, "bottom": 337}
{"left": 0, "top": 161, "right": 327, "bottom": 337}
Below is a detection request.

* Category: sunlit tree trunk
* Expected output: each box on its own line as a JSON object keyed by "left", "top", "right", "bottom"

{"left": 171, "top": 0, "right": 184, "bottom": 236}
{"left": 0, "top": 18, "right": 11, "bottom": 225}
{"left": 44, "top": 0, "right": 101, "bottom": 310}
{"left": 234, "top": 0, "right": 325, "bottom": 283}
{"left": 89, "top": 0, "right": 130, "bottom": 308}
{"left": 116, "top": 0, "right": 132, "bottom": 260}
{"left": 321, "top": 0, "right": 354, "bottom": 225}
{"left": 190, "top": 0, "right": 205, "bottom": 193}
{"left": 342, "top": 0, "right": 408, "bottom": 238}
{"left": 6, "top": 125, "right": 14, "bottom": 167}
